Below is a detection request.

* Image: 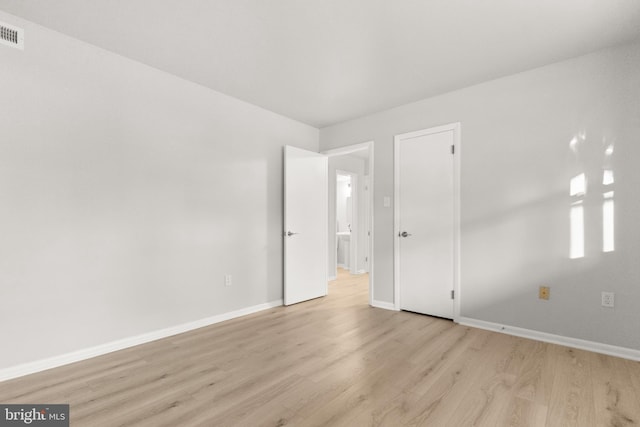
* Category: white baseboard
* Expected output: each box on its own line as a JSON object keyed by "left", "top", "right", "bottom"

{"left": 328, "top": 275, "right": 337, "bottom": 281}
{"left": 371, "top": 299, "right": 397, "bottom": 311}
{"left": 0, "top": 299, "right": 283, "bottom": 382}
{"left": 459, "top": 317, "right": 640, "bottom": 362}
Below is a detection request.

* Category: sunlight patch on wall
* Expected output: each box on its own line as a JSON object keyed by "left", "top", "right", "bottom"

{"left": 603, "top": 191, "right": 614, "bottom": 253}
{"left": 570, "top": 173, "right": 586, "bottom": 196}
{"left": 570, "top": 203, "right": 585, "bottom": 259}
{"left": 569, "top": 172, "right": 585, "bottom": 259}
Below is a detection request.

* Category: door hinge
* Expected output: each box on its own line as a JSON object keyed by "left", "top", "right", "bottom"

{"left": 365, "top": 257, "right": 368, "bottom": 262}
{"left": 451, "top": 145, "right": 455, "bottom": 155}
{"left": 451, "top": 290, "right": 455, "bottom": 299}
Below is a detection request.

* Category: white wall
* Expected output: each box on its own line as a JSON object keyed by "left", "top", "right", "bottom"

{"left": 336, "top": 178, "right": 351, "bottom": 233}
{"left": 327, "top": 155, "right": 366, "bottom": 278}
{"left": 320, "top": 41, "right": 640, "bottom": 350}
{"left": 0, "top": 11, "right": 318, "bottom": 370}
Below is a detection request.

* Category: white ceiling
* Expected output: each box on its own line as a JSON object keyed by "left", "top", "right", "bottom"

{"left": 1, "top": 1, "right": 640, "bottom": 128}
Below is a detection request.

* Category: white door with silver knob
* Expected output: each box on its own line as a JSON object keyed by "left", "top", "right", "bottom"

{"left": 284, "top": 145, "right": 328, "bottom": 305}
{"left": 394, "top": 124, "right": 459, "bottom": 319}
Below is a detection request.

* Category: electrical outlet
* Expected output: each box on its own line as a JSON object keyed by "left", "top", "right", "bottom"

{"left": 225, "top": 274, "right": 232, "bottom": 287}
{"left": 601, "top": 291, "right": 614, "bottom": 308}
{"left": 539, "top": 286, "right": 550, "bottom": 300}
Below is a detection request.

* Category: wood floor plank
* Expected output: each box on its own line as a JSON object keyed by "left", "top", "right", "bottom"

{"left": 478, "top": 338, "right": 550, "bottom": 427}
{"left": 1, "top": 268, "right": 639, "bottom": 426}
{"left": 401, "top": 332, "right": 514, "bottom": 426}
{"left": 544, "top": 346, "right": 596, "bottom": 427}
{"left": 626, "top": 359, "right": 640, "bottom": 407}
{"left": 589, "top": 352, "right": 638, "bottom": 426}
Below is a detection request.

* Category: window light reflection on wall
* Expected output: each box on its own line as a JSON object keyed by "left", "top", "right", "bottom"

{"left": 570, "top": 203, "right": 585, "bottom": 259}
{"left": 570, "top": 173, "right": 586, "bottom": 196}
{"left": 603, "top": 191, "right": 614, "bottom": 253}
{"left": 602, "top": 144, "right": 615, "bottom": 253}
{"left": 569, "top": 173, "right": 585, "bottom": 259}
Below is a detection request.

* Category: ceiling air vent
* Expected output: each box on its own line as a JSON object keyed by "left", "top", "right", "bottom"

{"left": 0, "top": 21, "right": 24, "bottom": 50}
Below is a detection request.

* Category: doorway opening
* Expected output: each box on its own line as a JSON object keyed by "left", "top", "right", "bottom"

{"left": 322, "top": 141, "right": 374, "bottom": 306}
{"left": 336, "top": 171, "right": 357, "bottom": 274}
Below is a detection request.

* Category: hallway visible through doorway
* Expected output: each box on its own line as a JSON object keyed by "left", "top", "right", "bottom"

{"left": 328, "top": 268, "right": 369, "bottom": 304}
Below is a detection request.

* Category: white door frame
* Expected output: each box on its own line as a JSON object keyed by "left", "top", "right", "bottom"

{"left": 322, "top": 141, "right": 374, "bottom": 307}
{"left": 363, "top": 175, "right": 371, "bottom": 274}
{"left": 393, "top": 123, "right": 461, "bottom": 322}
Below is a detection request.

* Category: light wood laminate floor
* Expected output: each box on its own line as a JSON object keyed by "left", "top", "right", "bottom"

{"left": 1, "top": 268, "right": 639, "bottom": 426}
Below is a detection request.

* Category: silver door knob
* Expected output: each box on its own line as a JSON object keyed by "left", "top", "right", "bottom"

{"left": 400, "top": 231, "right": 411, "bottom": 237}
{"left": 286, "top": 231, "right": 299, "bottom": 237}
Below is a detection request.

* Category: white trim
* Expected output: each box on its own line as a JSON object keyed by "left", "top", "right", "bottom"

{"left": 459, "top": 317, "right": 640, "bottom": 362}
{"left": 363, "top": 175, "right": 371, "bottom": 275}
{"left": 368, "top": 144, "right": 374, "bottom": 308}
{"left": 321, "top": 141, "right": 374, "bottom": 307}
{"left": 327, "top": 275, "right": 337, "bottom": 281}
{"left": 394, "top": 137, "right": 401, "bottom": 310}
{"left": 453, "top": 125, "right": 461, "bottom": 322}
{"left": 393, "top": 123, "right": 461, "bottom": 321}
{"left": 371, "top": 299, "right": 398, "bottom": 311}
{"left": 0, "top": 299, "right": 283, "bottom": 383}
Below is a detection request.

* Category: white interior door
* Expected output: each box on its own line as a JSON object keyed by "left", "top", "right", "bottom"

{"left": 395, "top": 125, "right": 458, "bottom": 319}
{"left": 284, "top": 146, "right": 328, "bottom": 305}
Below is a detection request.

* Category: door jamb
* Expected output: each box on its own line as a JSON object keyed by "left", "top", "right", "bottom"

{"left": 393, "top": 123, "right": 461, "bottom": 322}
{"left": 322, "top": 141, "right": 375, "bottom": 307}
